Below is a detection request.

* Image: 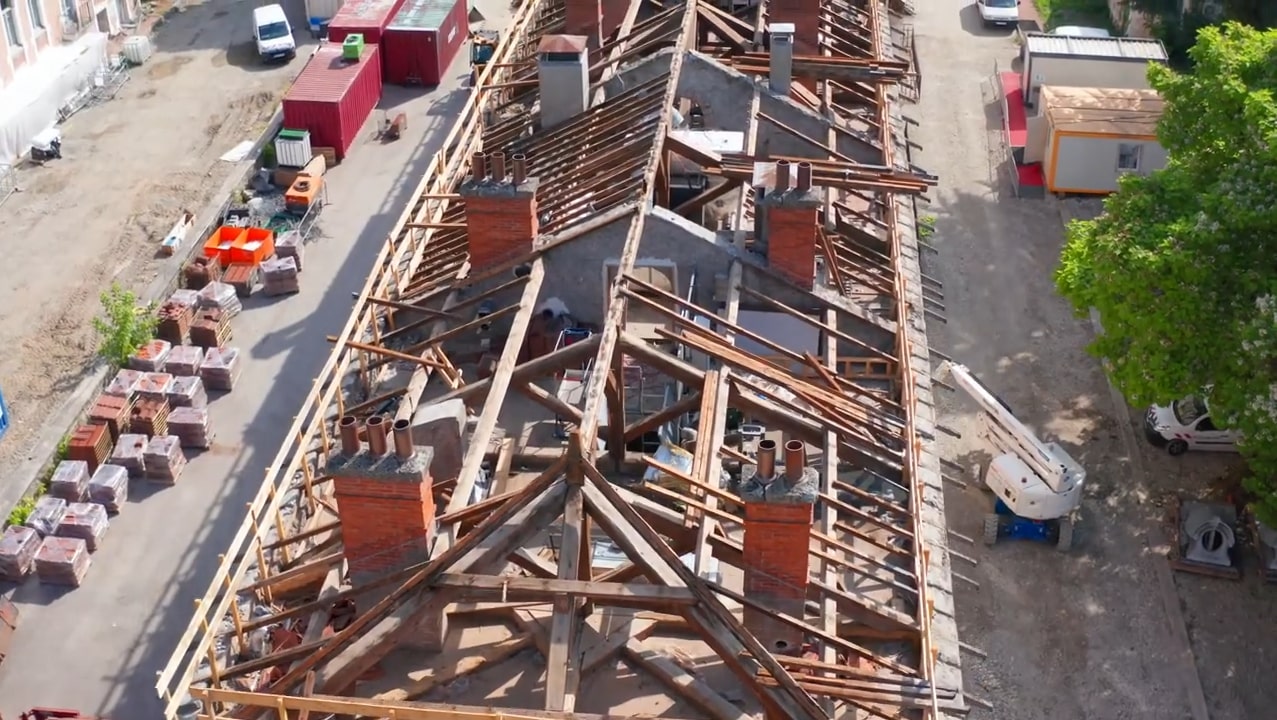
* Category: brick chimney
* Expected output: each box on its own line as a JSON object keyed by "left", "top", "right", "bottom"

{"left": 460, "top": 152, "right": 540, "bottom": 272}
{"left": 329, "top": 415, "right": 436, "bottom": 581}
{"left": 768, "top": 0, "right": 819, "bottom": 55}
{"left": 739, "top": 438, "right": 818, "bottom": 655}
{"left": 564, "top": 0, "right": 603, "bottom": 47}
{"left": 762, "top": 161, "right": 821, "bottom": 289}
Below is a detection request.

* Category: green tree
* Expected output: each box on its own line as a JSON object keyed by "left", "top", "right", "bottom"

{"left": 1055, "top": 23, "right": 1277, "bottom": 523}
{"left": 93, "top": 283, "right": 157, "bottom": 370}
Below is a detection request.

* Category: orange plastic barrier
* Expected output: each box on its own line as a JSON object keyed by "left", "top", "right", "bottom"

{"left": 203, "top": 227, "right": 246, "bottom": 265}
{"left": 230, "top": 227, "right": 276, "bottom": 266}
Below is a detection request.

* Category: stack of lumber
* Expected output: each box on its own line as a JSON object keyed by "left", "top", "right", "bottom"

{"left": 184, "top": 256, "right": 222, "bottom": 290}
{"left": 136, "top": 372, "right": 175, "bottom": 400}
{"left": 168, "top": 407, "right": 213, "bottom": 449}
{"left": 198, "top": 281, "right": 243, "bottom": 317}
{"left": 129, "top": 339, "right": 172, "bottom": 372}
{"left": 56, "top": 502, "right": 110, "bottom": 552}
{"left": 190, "top": 309, "right": 233, "bottom": 348}
{"left": 166, "top": 345, "right": 205, "bottom": 376}
{"left": 48, "top": 460, "right": 91, "bottom": 502}
{"left": 88, "top": 464, "right": 129, "bottom": 514}
{"left": 66, "top": 424, "right": 112, "bottom": 474}
{"left": 275, "top": 230, "right": 303, "bottom": 271}
{"left": 87, "top": 393, "right": 134, "bottom": 442}
{"left": 35, "top": 536, "right": 91, "bottom": 587}
{"left": 261, "top": 256, "right": 300, "bottom": 296}
{"left": 156, "top": 300, "right": 195, "bottom": 345}
{"left": 130, "top": 397, "right": 170, "bottom": 437}
{"left": 0, "top": 526, "right": 41, "bottom": 582}
{"left": 105, "top": 368, "right": 143, "bottom": 398}
{"left": 202, "top": 347, "right": 242, "bottom": 391}
{"left": 107, "top": 433, "right": 149, "bottom": 478}
{"left": 144, "top": 436, "right": 187, "bottom": 484}
{"left": 167, "top": 375, "right": 208, "bottom": 408}
{"left": 224, "top": 262, "right": 259, "bottom": 298}
{"left": 24, "top": 496, "right": 67, "bottom": 537}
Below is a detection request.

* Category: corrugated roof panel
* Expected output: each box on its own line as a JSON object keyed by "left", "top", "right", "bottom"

{"left": 286, "top": 46, "right": 379, "bottom": 102}
{"left": 388, "top": 0, "right": 453, "bottom": 29}
{"left": 1025, "top": 33, "right": 1168, "bottom": 61}
{"left": 333, "top": 0, "right": 400, "bottom": 21}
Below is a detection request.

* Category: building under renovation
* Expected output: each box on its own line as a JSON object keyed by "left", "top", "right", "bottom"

{"left": 157, "top": 0, "right": 969, "bottom": 718}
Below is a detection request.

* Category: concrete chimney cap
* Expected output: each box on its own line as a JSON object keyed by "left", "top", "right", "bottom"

{"left": 538, "top": 35, "right": 589, "bottom": 54}
{"left": 769, "top": 22, "right": 796, "bottom": 35}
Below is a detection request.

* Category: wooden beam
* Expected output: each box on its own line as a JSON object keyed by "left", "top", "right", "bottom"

{"left": 622, "top": 638, "right": 753, "bottom": 720}
{"left": 518, "top": 381, "right": 584, "bottom": 423}
{"left": 431, "top": 574, "right": 697, "bottom": 606}
{"left": 428, "top": 334, "right": 602, "bottom": 406}
{"left": 372, "top": 634, "right": 535, "bottom": 703}
{"left": 547, "top": 439, "right": 585, "bottom": 712}
{"left": 624, "top": 391, "right": 701, "bottom": 440}
{"left": 693, "top": 260, "right": 740, "bottom": 578}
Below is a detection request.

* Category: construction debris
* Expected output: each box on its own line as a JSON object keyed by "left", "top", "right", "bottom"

{"left": 108, "top": 433, "right": 148, "bottom": 478}
{"left": 130, "top": 339, "right": 173, "bottom": 372}
{"left": 166, "top": 346, "right": 205, "bottom": 377}
{"left": 24, "top": 496, "right": 67, "bottom": 537}
{"left": 198, "top": 281, "right": 243, "bottom": 317}
{"left": 168, "top": 407, "right": 213, "bottom": 449}
{"left": 35, "top": 536, "right": 92, "bottom": 587}
{"left": 167, "top": 375, "right": 208, "bottom": 409}
{"left": 48, "top": 460, "right": 91, "bottom": 503}
{"left": 88, "top": 463, "right": 129, "bottom": 514}
{"left": 144, "top": 435, "right": 187, "bottom": 484}
{"left": 55, "top": 502, "right": 110, "bottom": 552}
{"left": 0, "top": 525, "right": 41, "bottom": 581}
{"left": 201, "top": 347, "right": 242, "bottom": 392}
{"left": 261, "top": 256, "right": 300, "bottom": 296}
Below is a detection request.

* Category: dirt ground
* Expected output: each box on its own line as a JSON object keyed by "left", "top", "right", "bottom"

{"left": 0, "top": 0, "right": 307, "bottom": 471}
{"left": 909, "top": 3, "right": 1277, "bottom": 720}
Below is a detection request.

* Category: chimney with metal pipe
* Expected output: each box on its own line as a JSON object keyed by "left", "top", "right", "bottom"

{"left": 768, "top": 23, "right": 795, "bottom": 96}
{"left": 756, "top": 438, "right": 777, "bottom": 480}
{"left": 775, "top": 160, "right": 791, "bottom": 193}
{"left": 784, "top": 439, "right": 806, "bottom": 482}
{"left": 338, "top": 416, "right": 361, "bottom": 456}
{"left": 392, "top": 418, "right": 415, "bottom": 461}
{"left": 796, "top": 162, "right": 813, "bottom": 192}
{"left": 490, "top": 151, "right": 508, "bottom": 183}
{"left": 471, "top": 152, "right": 488, "bottom": 182}
{"left": 511, "top": 154, "right": 528, "bottom": 185}
{"left": 366, "top": 415, "right": 390, "bottom": 457}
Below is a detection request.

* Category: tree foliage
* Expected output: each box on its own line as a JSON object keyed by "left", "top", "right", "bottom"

{"left": 93, "top": 283, "right": 156, "bottom": 370}
{"left": 1055, "top": 23, "right": 1277, "bottom": 523}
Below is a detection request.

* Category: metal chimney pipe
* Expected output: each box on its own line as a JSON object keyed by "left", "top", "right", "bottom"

{"left": 511, "top": 153, "right": 528, "bottom": 185}
{"left": 490, "top": 152, "right": 508, "bottom": 183}
{"left": 784, "top": 439, "right": 806, "bottom": 482}
{"left": 471, "top": 152, "right": 487, "bottom": 182}
{"left": 775, "top": 160, "right": 791, "bottom": 192}
{"left": 338, "top": 416, "right": 361, "bottom": 456}
{"left": 756, "top": 439, "right": 777, "bottom": 480}
{"left": 796, "top": 162, "right": 813, "bottom": 192}
{"left": 392, "top": 418, "right": 415, "bottom": 461}
{"left": 366, "top": 415, "right": 390, "bottom": 457}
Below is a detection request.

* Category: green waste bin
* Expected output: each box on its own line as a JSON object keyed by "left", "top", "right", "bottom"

{"left": 342, "top": 33, "right": 365, "bottom": 60}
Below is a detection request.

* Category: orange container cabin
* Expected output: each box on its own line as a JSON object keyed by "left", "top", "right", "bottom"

{"left": 285, "top": 174, "right": 322, "bottom": 214}
{"left": 230, "top": 227, "right": 276, "bottom": 266}
{"left": 203, "top": 227, "right": 246, "bottom": 265}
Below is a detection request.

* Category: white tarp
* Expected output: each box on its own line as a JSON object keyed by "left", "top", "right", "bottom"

{"left": 0, "top": 32, "right": 108, "bottom": 164}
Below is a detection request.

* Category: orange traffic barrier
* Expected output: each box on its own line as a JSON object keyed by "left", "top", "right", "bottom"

{"left": 230, "top": 227, "right": 275, "bottom": 266}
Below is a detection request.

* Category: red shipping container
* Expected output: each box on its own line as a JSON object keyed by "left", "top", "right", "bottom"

{"left": 382, "top": 0, "right": 468, "bottom": 86}
{"left": 327, "top": 0, "right": 408, "bottom": 44}
{"left": 282, "top": 45, "right": 385, "bottom": 161}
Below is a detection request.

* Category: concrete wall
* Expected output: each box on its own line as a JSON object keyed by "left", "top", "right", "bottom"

{"left": 1024, "top": 56, "right": 1158, "bottom": 107}
{"left": 1048, "top": 130, "right": 1168, "bottom": 194}
{"left": 0, "top": 0, "right": 67, "bottom": 88}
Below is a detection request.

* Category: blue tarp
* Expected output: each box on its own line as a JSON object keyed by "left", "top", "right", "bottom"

{"left": 0, "top": 383, "right": 9, "bottom": 442}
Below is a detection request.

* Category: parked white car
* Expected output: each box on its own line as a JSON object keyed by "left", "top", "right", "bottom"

{"left": 975, "top": 0, "right": 1020, "bottom": 27}
{"left": 1144, "top": 395, "right": 1240, "bottom": 456}
{"left": 253, "top": 4, "right": 297, "bottom": 63}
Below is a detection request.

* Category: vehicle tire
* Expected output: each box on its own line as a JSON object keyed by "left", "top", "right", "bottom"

{"left": 982, "top": 514, "right": 1000, "bottom": 546}
{"left": 1167, "top": 439, "right": 1188, "bottom": 456}
{"left": 1056, "top": 518, "right": 1073, "bottom": 552}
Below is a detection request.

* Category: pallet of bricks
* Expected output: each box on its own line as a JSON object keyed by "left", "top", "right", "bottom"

{"left": 197, "top": 216, "right": 302, "bottom": 299}
{"left": 0, "top": 289, "right": 243, "bottom": 588}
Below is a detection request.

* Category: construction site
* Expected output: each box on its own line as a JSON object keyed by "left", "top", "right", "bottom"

{"left": 153, "top": 0, "right": 967, "bottom": 717}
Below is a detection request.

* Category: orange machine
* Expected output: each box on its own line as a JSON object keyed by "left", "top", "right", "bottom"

{"left": 285, "top": 154, "right": 326, "bottom": 214}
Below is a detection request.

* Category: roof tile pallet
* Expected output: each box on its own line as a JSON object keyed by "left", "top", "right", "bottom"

{"left": 197, "top": 281, "right": 243, "bottom": 318}
{"left": 107, "top": 433, "right": 149, "bottom": 478}
{"left": 157, "top": 300, "right": 195, "bottom": 346}
{"left": 66, "top": 423, "right": 112, "bottom": 474}
{"left": 275, "top": 230, "right": 303, "bottom": 271}
{"left": 202, "top": 347, "right": 242, "bottom": 392}
{"left": 55, "top": 502, "right": 110, "bottom": 552}
{"left": 184, "top": 256, "right": 223, "bottom": 291}
{"left": 48, "top": 460, "right": 91, "bottom": 502}
{"left": 166, "top": 345, "right": 205, "bottom": 377}
{"left": 262, "top": 256, "right": 301, "bottom": 296}
{"left": 105, "top": 368, "right": 144, "bottom": 398}
{"left": 24, "top": 496, "right": 67, "bottom": 537}
{"left": 168, "top": 406, "right": 213, "bottom": 449}
{"left": 137, "top": 372, "right": 175, "bottom": 401}
{"left": 129, "top": 339, "right": 173, "bottom": 372}
{"left": 190, "top": 309, "right": 233, "bottom": 349}
{"left": 35, "top": 536, "right": 91, "bottom": 587}
{"left": 130, "top": 397, "right": 171, "bottom": 438}
{"left": 144, "top": 436, "right": 187, "bottom": 484}
{"left": 0, "top": 526, "right": 41, "bottom": 582}
{"left": 223, "top": 262, "right": 260, "bottom": 298}
{"left": 87, "top": 393, "right": 135, "bottom": 442}
{"left": 167, "top": 375, "right": 208, "bottom": 408}
{"left": 88, "top": 464, "right": 129, "bottom": 514}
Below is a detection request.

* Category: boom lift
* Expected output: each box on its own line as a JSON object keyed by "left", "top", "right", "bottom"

{"left": 939, "top": 362, "right": 1085, "bottom": 550}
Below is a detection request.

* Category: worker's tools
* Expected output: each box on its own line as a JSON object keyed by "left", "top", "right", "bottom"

{"left": 939, "top": 362, "right": 1085, "bottom": 551}
{"left": 469, "top": 30, "right": 499, "bottom": 86}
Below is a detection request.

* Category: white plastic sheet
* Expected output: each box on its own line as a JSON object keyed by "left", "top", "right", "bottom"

{"left": 0, "top": 33, "right": 108, "bottom": 163}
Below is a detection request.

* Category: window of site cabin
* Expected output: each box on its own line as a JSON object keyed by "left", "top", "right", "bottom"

{"left": 1117, "top": 143, "right": 1142, "bottom": 172}
{"left": 27, "top": 0, "right": 43, "bottom": 29}
{"left": 2, "top": 0, "right": 22, "bottom": 48}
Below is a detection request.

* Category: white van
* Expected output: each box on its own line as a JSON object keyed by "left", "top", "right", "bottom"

{"left": 975, "top": 0, "right": 1020, "bottom": 26}
{"left": 253, "top": 4, "right": 297, "bottom": 62}
{"left": 1144, "top": 395, "right": 1240, "bottom": 456}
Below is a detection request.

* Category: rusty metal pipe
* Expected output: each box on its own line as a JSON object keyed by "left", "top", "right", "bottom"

{"left": 784, "top": 439, "right": 806, "bottom": 481}
{"left": 490, "top": 152, "right": 507, "bottom": 182}
{"left": 796, "top": 162, "right": 813, "bottom": 192}
{"left": 756, "top": 439, "right": 777, "bottom": 480}
{"left": 338, "top": 416, "right": 361, "bottom": 456}
{"left": 511, "top": 153, "right": 528, "bottom": 185}
{"left": 775, "top": 160, "right": 791, "bottom": 192}
{"left": 366, "top": 415, "right": 389, "bottom": 457}
{"left": 392, "top": 418, "right": 415, "bottom": 461}
{"left": 471, "top": 152, "right": 487, "bottom": 182}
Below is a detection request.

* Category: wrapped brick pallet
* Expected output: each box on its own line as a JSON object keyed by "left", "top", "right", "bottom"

{"left": 48, "top": 460, "right": 91, "bottom": 502}
{"left": 56, "top": 503, "right": 110, "bottom": 552}
{"left": 144, "top": 436, "right": 187, "bottom": 484}
{"left": 88, "top": 464, "right": 129, "bottom": 514}
{"left": 36, "top": 536, "right": 91, "bottom": 586}
{"left": 0, "top": 526, "right": 41, "bottom": 581}
{"left": 25, "top": 496, "right": 67, "bottom": 537}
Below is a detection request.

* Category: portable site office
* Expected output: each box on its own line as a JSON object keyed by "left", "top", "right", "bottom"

{"left": 1019, "top": 33, "right": 1168, "bottom": 108}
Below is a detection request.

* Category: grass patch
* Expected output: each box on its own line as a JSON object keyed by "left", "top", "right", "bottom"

{"left": 918, "top": 214, "right": 938, "bottom": 240}
{"left": 1033, "top": 0, "right": 1113, "bottom": 29}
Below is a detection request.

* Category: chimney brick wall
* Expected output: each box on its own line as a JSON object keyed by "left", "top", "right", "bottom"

{"left": 565, "top": 0, "right": 604, "bottom": 46}
{"left": 765, "top": 197, "right": 820, "bottom": 290}
{"left": 461, "top": 175, "right": 540, "bottom": 272}
{"left": 768, "top": 0, "right": 820, "bottom": 55}
{"left": 742, "top": 500, "right": 813, "bottom": 654}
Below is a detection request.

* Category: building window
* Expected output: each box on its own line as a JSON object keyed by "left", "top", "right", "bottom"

{"left": 2, "top": 0, "right": 22, "bottom": 47}
{"left": 1117, "top": 143, "right": 1142, "bottom": 172}
{"left": 27, "top": 0, "right": 43, "bottom": 29}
